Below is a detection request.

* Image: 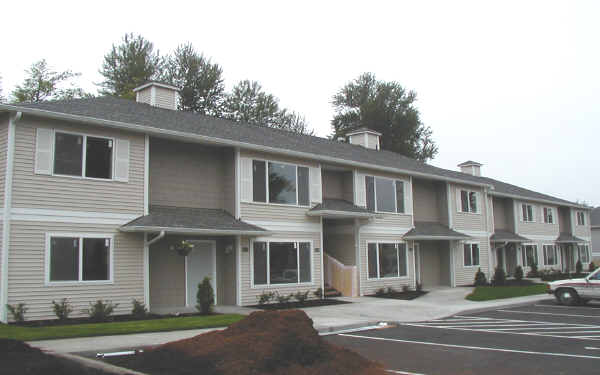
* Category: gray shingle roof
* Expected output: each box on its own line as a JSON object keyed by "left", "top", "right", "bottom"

{"left": 490, "top": 229, "right": 530, "bottom": 243}
{"left": 481, "top": 176, "right": 576, "bottom": 206}
{"left": 308, "top": 198, "right": 376, "bottom": 217}
{"left": 556, "top": 233, "right": 585, "bottom": 243}
{"left": 121, "top": 205, "right": 267, "bottom": 235}
{"left": 592, "top": 207, "right": 600, "bottom": 227}
{"left": 403, "top": 221, "right": 470, "bottom": 240}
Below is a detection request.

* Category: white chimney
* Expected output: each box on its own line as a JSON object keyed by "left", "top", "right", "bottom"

{"left": 458, "top": 160, "right": 483, "bottom": 176}
{"left": 133, "top": 81, "right": 179, "bottom": 110}
{"left": 346, "top": 128, "right": 381, "bottom": 150}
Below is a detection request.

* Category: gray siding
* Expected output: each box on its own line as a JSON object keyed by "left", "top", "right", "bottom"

{"left": 516, "top": 200, "right": 559, "bottom": 237}
{"left": 454, "top": 237, "right": 490, "bottom": 286}
{"left": 449, "top": 184, "right": 487, "bottom": 232}
{"left": 573, "top": 209, "right": 592, "bottom": 239}
{"left": 241, "top": 203, "right": 320, "bottom": 226}
{"left": 559, "top": 207, "right": 572, "bottom": 234}
{"left": 322, "top": 170, "right": 344, "bottom": 199}
{"left": 593, "top": 228, "right": 600, "bottom": 255}
{"left": 342, "top": 172, "right": 354, "bottom": 202}
{"left": 149, "top": 239, "right": 185, "bottom": 309}
{"left": 413, "top": 179, "right": 442, "bottom": 223}
{"left": 493, "top": 198, "right": 510, "bottom": 231}
{"left": 154, "top": 87, "right": 177, "bottom": 110}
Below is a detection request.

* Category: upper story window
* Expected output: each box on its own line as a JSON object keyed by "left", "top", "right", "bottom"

{"left": 463, "top": 243, "right": 480, "bottom": 267}
{"left": 460, "top": 190, "right": 478, "bottom": 213}
{"left": 367, "top": 242, "right": 408, "bottom": 279}
{"left": 543, "top": 207, "right": 554, "bottom": 224}
{"left": 521, "top": 244, "right": 538, "bottom": 267}
{"left": 522, "top": 204, "right": 535, "bottom": 222}
{"left": 365, "top": 176, "right": 405, "bottom": 213}
{"left": 48, "top": 235, "right": 112, "bottom": 283}
{"left": 54, "top": 132, "right": 113, "bottom": 179}
{"left": 252, "top": 160, "right": 309, "bottom": 206}
{"left": 576, "top": 211, "right": 586, "bottom": 226}
{"left": 543, "top": 244, "right": 558, "bottom": 266}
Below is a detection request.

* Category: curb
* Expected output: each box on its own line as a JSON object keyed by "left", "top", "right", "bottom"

{"left": 450, "top": 294, "right": 553, "bottom": 317}
{"left": 51, "top": 352, "right": 148, "bottom": 375}
{"left": 316, "top": 321, "right": 382, "bottom": 335}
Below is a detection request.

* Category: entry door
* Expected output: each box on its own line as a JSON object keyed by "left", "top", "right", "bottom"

{"left": 186, "top": 241, "right": 217, "bottom": 307}
{"left": 496, "top": 248, "right": 505, "bottom": 270}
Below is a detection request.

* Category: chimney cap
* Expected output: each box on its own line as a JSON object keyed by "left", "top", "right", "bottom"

{"left": 133, "top": 81, "right": 179, "bottom": 92}
{"left": 457, "top": 160, "right": 483, "bottom": 167}
{"left": 346, "top": 127, "right": 382, "bottom": 137}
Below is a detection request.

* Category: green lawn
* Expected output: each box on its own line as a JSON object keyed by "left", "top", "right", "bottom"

{"left": 466, "top": 284, "right": 548, "bottom": 301}
{"left": 0, "top": 314, "right": 244, "bottom": 342}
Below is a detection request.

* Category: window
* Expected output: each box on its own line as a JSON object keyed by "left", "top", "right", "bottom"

{"left": 463, "top": 243, "right": 480, "bottom": 266}
{"left": 577, "top": 211, "right": 586, "bottom": 226}
{"left": 54, "top": 132, "right": 113, "bottom": 179}
{"left": 251, "top": 160, "right": 310, "bottom": 206}
{"left": 48, "top": 235, "right": 111, "bottom": 282}
{"left": 460, "top": 190, "right": 478, "bottom": 213}
{"left": 252, "top": 241, "right": 312, "bottom": 285}
{"left": 522, "top": 204, "right": 534, "bottom": 222}
{"left": 543, "top": 207, "right": 554, "bottom": 224}
{"left": 365, "top": 176, "right": 405, "bottom": 213}
{"left": 367, "top": 243, "right": 407, "bottom": 279}
{"left": 578, "top": 245, "right": 590, "bottom": 263}
{"left": 543, "top": 245, "right": 558, "bottom": 266}
{"left": 521, "top": 244, "right": 538, "bottom": 267}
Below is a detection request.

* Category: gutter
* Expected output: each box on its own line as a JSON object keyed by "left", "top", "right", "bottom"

{"left": 489, "top": 191, "right": 588, "bottom": 210}
{"left": 0, "top": 105, "right": 493, "bottom": 189}
{"left": 120, "top": 225, "right": 271, "bottom": 236}
{"left": 306, "top": 210, "right": 381, "bottom": 218}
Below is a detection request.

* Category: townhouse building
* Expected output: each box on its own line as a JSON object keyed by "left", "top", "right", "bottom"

{"left": 0, "top": 82, "right": 592, "bottom": 322}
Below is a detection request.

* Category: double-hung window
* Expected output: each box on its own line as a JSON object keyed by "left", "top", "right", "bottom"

{"left": 521, "top": 244, "right": 538, "bottom": 267}
{"left": 576, "top": 211, "right": 586, "bottom": 226}
{"left": 54, "top": 132, "right": 113, "bottom": 179}
{"left": 367, "top": 243, "right": 408, "bottom": 279}
{"left": 578, "top": 245, "right": 590, "bottom": 263}
{"left": 543, "top": 244, "right": 558, "bottom": 266}
{"left": 252, "top": 160, "right": 309, "bottom": 206}
{"left": 543, "top": 207, "right": 554, "bottom": 224}
{"left": 460, "top": 190, "right": 478, "bottom": 213}
{"left": 365, "top": 176, "right": 406, "bottom": 213}
{"left": 463, "top": 243, "right": 480, "bottom": 266}
{"left": 252, "top": 241, "right": 312, "bottom": 285}
{"left": 48, "top": 235, "right": 112, "bottom": 283}
{"left": 522, "top": 204, "right": 534, "bottom": 222}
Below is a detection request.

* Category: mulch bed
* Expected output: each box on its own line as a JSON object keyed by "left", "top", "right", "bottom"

{"left": 0, "top": 339, "right": 112, "bottom": 375}
{"left": 104, "top": 309, "right": 388, "bottom": 375}
{"left": 15, "top": 312, "right": 217, "bottom": 328}
{"left": 250, "top": 299, "right": 351, "bottom": 310}
{"left": 368, "top": 291, "right": 428, "bottom": 300}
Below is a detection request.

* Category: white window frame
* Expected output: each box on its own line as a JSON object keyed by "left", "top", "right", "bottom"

{"left": 251, "top": 159, "right": 311, "bottom": 207}
{"left": 543, "top": 207, "right": 555, "bottom": 224}
{"left": 459, "top": 189, "right": 480, "bottom": 214}
{"left": 366, "top": 175, "right": 408, "bottom": 214}
{"left": 366, "top": 241, "right": 409, "bottom": 280}
{"left": 52, "top": 130, "right": 116, "bottom": 181}
{"left": 522, "top": 203, "right": 535, "bottom": 222}
{"left": 250, "top": 238, "right": 314, "bottom": 288}
{"left": 45, "top": 233, "right": 114, "bottom": 285}
{"left": 543, "top": 244, "right": 559, "bottom": 266}
{"left": 578, "top": 244, "right": 590, "bottom": 264}
{"left": 576, "top": 211, "right": 586, "bottom": 226}
{"left": 462, "top": 242, "right": 480, "bottom": 267}
{"left": 521, "top": 243, "right": 539, "bottom": 267}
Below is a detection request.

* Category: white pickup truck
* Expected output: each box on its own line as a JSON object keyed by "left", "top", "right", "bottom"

{"left": 547, "top": 267, "right": 600, "bottom": 305}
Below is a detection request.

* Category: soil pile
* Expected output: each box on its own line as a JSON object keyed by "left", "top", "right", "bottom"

{"left": 111, "top": 309, "right": 387, "bottom": 375}
{"left": 0, "top": 338, "right": 110, "bottom": 375}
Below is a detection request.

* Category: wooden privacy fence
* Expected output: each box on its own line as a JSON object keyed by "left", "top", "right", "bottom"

{"left": 324, "top": 253, "right": 358, "bottom": 297}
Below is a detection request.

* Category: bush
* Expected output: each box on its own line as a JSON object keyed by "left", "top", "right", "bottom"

{"left": 294, "top": 291, "right": 310, "bottom": 304}
{"left": 257, "top": 291, "right": 275, "bottom": 306}
{"left": 375, "top": 287, "right": 386, "bottom": 296}
{"left": 491, "top": 267, "right": 506, "bottom": 286}
{"left": 589, "top": 262, "right": 597, "bottom": 272}
{"left": 131, "top": 299, "right": 147, "bottom": 318}
{"left": 313, "top": 288, "right": 323, "bottom": 299}
{"left": 275, "top": 292, "right": 291, "bottom": 305}
{"left": 514, "top": 266, "right": 524, "bottom": 281}
{"left": 7, "top": 303, "right": 27, "bottom": 323}
{"left": 387, "top": 287, "right": 396, "bottom": 294}
{"left": 196, "top": 277, "right": 214, "bottom": 315}
{"left": 85, "top": 300, "right": 118, "bottom": 322}
{"left": 474, "top": 268, "right": 487, "bottom": 286}
{"left": 527, "top": 262, "right": 539, "bottom": 278}
{"left": 576, "top": 260, "right": 583, "bottom": 274}
{"left": 52, "top": 298, "right": 73, "bottom": 321}
{"left": 401, "top": 285, "right": 410, "bottom": 293}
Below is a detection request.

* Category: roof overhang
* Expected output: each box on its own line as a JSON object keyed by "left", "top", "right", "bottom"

{"left": 120, "top": 225, "right": 270, "bottom": 236}
{"left": 306, "top": 210, "right": 380, "bottom": 219}
{"left": 488, "top": 191, "right": 588, "bottom": 209}
{"left": 403, "top": 235, "right": 471, "bottom": 241}
{"left": 133, "top": 82, "right": 179, "bottom": 92}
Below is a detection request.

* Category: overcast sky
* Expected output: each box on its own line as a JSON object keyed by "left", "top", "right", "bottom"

{"left": 1, "top": 1, "right": 598, "bottom": 206}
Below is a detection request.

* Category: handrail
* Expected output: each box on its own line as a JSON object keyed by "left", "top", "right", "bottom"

{"left": 324, "top": 252, "right": 358, "bottom": 297}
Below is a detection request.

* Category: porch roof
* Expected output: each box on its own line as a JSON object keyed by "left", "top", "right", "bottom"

{"left": 490, "top": 229, "right": 530, "bottom": 243}
{"left": 120, "top": 205, "right": 269, "bottom": 236}
{"left": 555, "top": 232, "right": 586, "bottom": 244}
{"left": 403, "top": 221, "right": 471, "bottom": 241}
{"left": 307, "top": 199, "right": 379, "bottom": 218}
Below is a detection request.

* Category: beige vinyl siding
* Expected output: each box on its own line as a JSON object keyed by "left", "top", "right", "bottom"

{"left": 573, "top": 210, "right": 592, "bottom": 239}
{"left": 367, "top": 214, "right": 412, "bottom": 229}
{"left": 149, "top": 239, "right": 185, "bottom": 309}
{"left": 240, "top": 149, "right": 319, "bottom": 169}
{"left": 418, "top": 241, "right": 451, "bottom": 287}
{"left": 12, "top": 118, "right": 145, "bottom": 215}
{"left": 0, "top": 220, "right": 3, "bottom": 299}
{"left": 322, "top": 170, "right": 344, "bottom": 199}
{"left": 359, "top": 233, "right": 414, "bottom": 296}
{"left": 150, "top": 138, "right": 234, "bottom": 212}
{"left": 454, "top": 237, "right": 490, "bottom": 286}
{"left": 7, "top": 221, "right": 144, "bottom": 321}
{"left": 493, "top": 198, "right": 510, "bottom": 231}
{"left": 487, "top": 196, "right": 494, "bottom": 233}
{"left": 0, "top": 114, "right": 9, "bottom": 209}
{"left": 516, "top": 201, "right": 559, "bottom": 237}
{"left": 153, "top": 86, "right": 177, "bottom": 110}
{"left": 413, "top": 179, "right": 445, "bottom": 223}
{"left": 323, "top": 220, "right": 355, "bottom": 265}
{"left": 449, "top": 184, "right": 486, "bottom": 232}
{"left": 241, "top": 203, "right": 319, "bottom": 225}
{"left": 239, "top": 232, "right": 321, "bottom": 306}
{"left": 137, "top": 89, "right": 151, "bottom": 105}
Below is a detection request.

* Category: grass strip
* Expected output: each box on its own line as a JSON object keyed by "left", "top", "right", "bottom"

{"left": 466, "top": 284, "right": 547, "bottom": 301}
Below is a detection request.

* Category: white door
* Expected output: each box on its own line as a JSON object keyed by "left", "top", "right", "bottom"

{"left": 186, "top": 241, "right": 217, "bottom": 307}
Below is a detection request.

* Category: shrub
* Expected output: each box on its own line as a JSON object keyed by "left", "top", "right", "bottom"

{"left": 474, "top": 268, "right": 487, "bottom": 286}
{"left": 527, "top": 262, "right": 539, "bottom": 278}
{"left": 401, "top": 285, "right": 410, "bottom": 293}
{"left": 375, "top": 287, "right": 386, "bottom": 296}
{"left": 85, "top": 300, "right": 118, "bottom": 322}
{"left": 313, "top": 288, "right": 323, "bottom": 299}
{"left": 257, "top": 291, "right": 275, "bottom": 306}
{"left": 196, "top": 277, "right": 215, "bottom": 315}
{"left": 589, "top": 262, "right": 597, "bottom": 272}
{"left": 491, "top": 267, "right": 506, "bottom": 286}
{"left": 294, "top": 291, "right": 310, "bottom": 304}
{"left": 576, "top": 260, "right": 583, "bottom": 274}
{"left": 131, "top": 299, "right": 147, "bottom": 318}
{"left": 7, "top": 303, "right": 27, "bottom": 323}
{"left": 387, "top": 287, "right": 396, "bottom": 294}
{"left": 275, "top": 292, "right": 291, "bottom": 305}
{"left": 52, "top": 298, "right": 73, "bottom": 321}
{"left": 514, "top": 266, "right": 524, "bottom": 281}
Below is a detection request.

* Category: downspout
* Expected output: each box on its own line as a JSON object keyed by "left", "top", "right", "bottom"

{"left": 1, "top": 112, "right": 21, "bottom": 323}
{"left": 146, "top": 231, "right": 165, "bottom": 246}
{"left": 484, "top": 187, "right": 493, "bottom": 277}
{"left": 320, "top": 217, "right": 324, "bottom": 300}
{"left": 143, "top": 230, "right": 165, "bottom": 311}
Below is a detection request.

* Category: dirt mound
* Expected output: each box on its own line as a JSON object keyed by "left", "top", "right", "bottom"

{"left": 0, "top": 338, "right": 110, "bottom": 375}
{"left": 112, "top": 310, "right": 387, "bottom": 375}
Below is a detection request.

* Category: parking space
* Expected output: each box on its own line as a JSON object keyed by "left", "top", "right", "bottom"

{"left": 325, "top": 298, "right": 600, "bottom": 375}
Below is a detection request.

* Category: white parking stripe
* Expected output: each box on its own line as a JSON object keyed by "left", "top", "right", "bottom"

{"left": 338, "top": 334, "right": 600, "bottom": 360}
{"left": 497, "top": 309, "right": 600, "bottom": 319}
{"left": 386, "top": 370, "right": 427, "bottom": 375}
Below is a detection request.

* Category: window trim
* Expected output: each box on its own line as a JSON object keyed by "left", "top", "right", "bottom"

{"left": 366, "top": 175, "right": 408, "bottom": 215}
{"left": 462, "top": 242, "right": 481, "bottom": 267}
{"left": 521, "top": 243, "right": 539, "bottom": 267}
{"left": 251, "top": 158, "right": 311, "bottom": 207}
{"left": 51, "top": 129, "right": 117, "bottom": 182}
{"left": 45, "top": 232, "right": 114, "bottom": 286}
{"left": 542, "top": 244, "right": 559, "bottom": 266}
{"left": 542, "top": 207, "right": 554, "bottom": 224}
{"left": 249, "top": 238, "right": 314, "bottom": 288}
{"left": 522, "top": 203, "right": 535, "bottom": 223}
{"left": 366, "top": 241, "right": 409, "bottom": 280}
{"left": 458, "top": 189, "right": 480, "bottom": 214}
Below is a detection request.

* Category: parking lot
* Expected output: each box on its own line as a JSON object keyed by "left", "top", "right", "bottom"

{"left": 325, "top": 298, "right": 600, "bottom": 375}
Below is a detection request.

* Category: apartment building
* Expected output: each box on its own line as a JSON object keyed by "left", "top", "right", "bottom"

{"left": 0, "top": 82, "right": 592, "bottom": 321}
